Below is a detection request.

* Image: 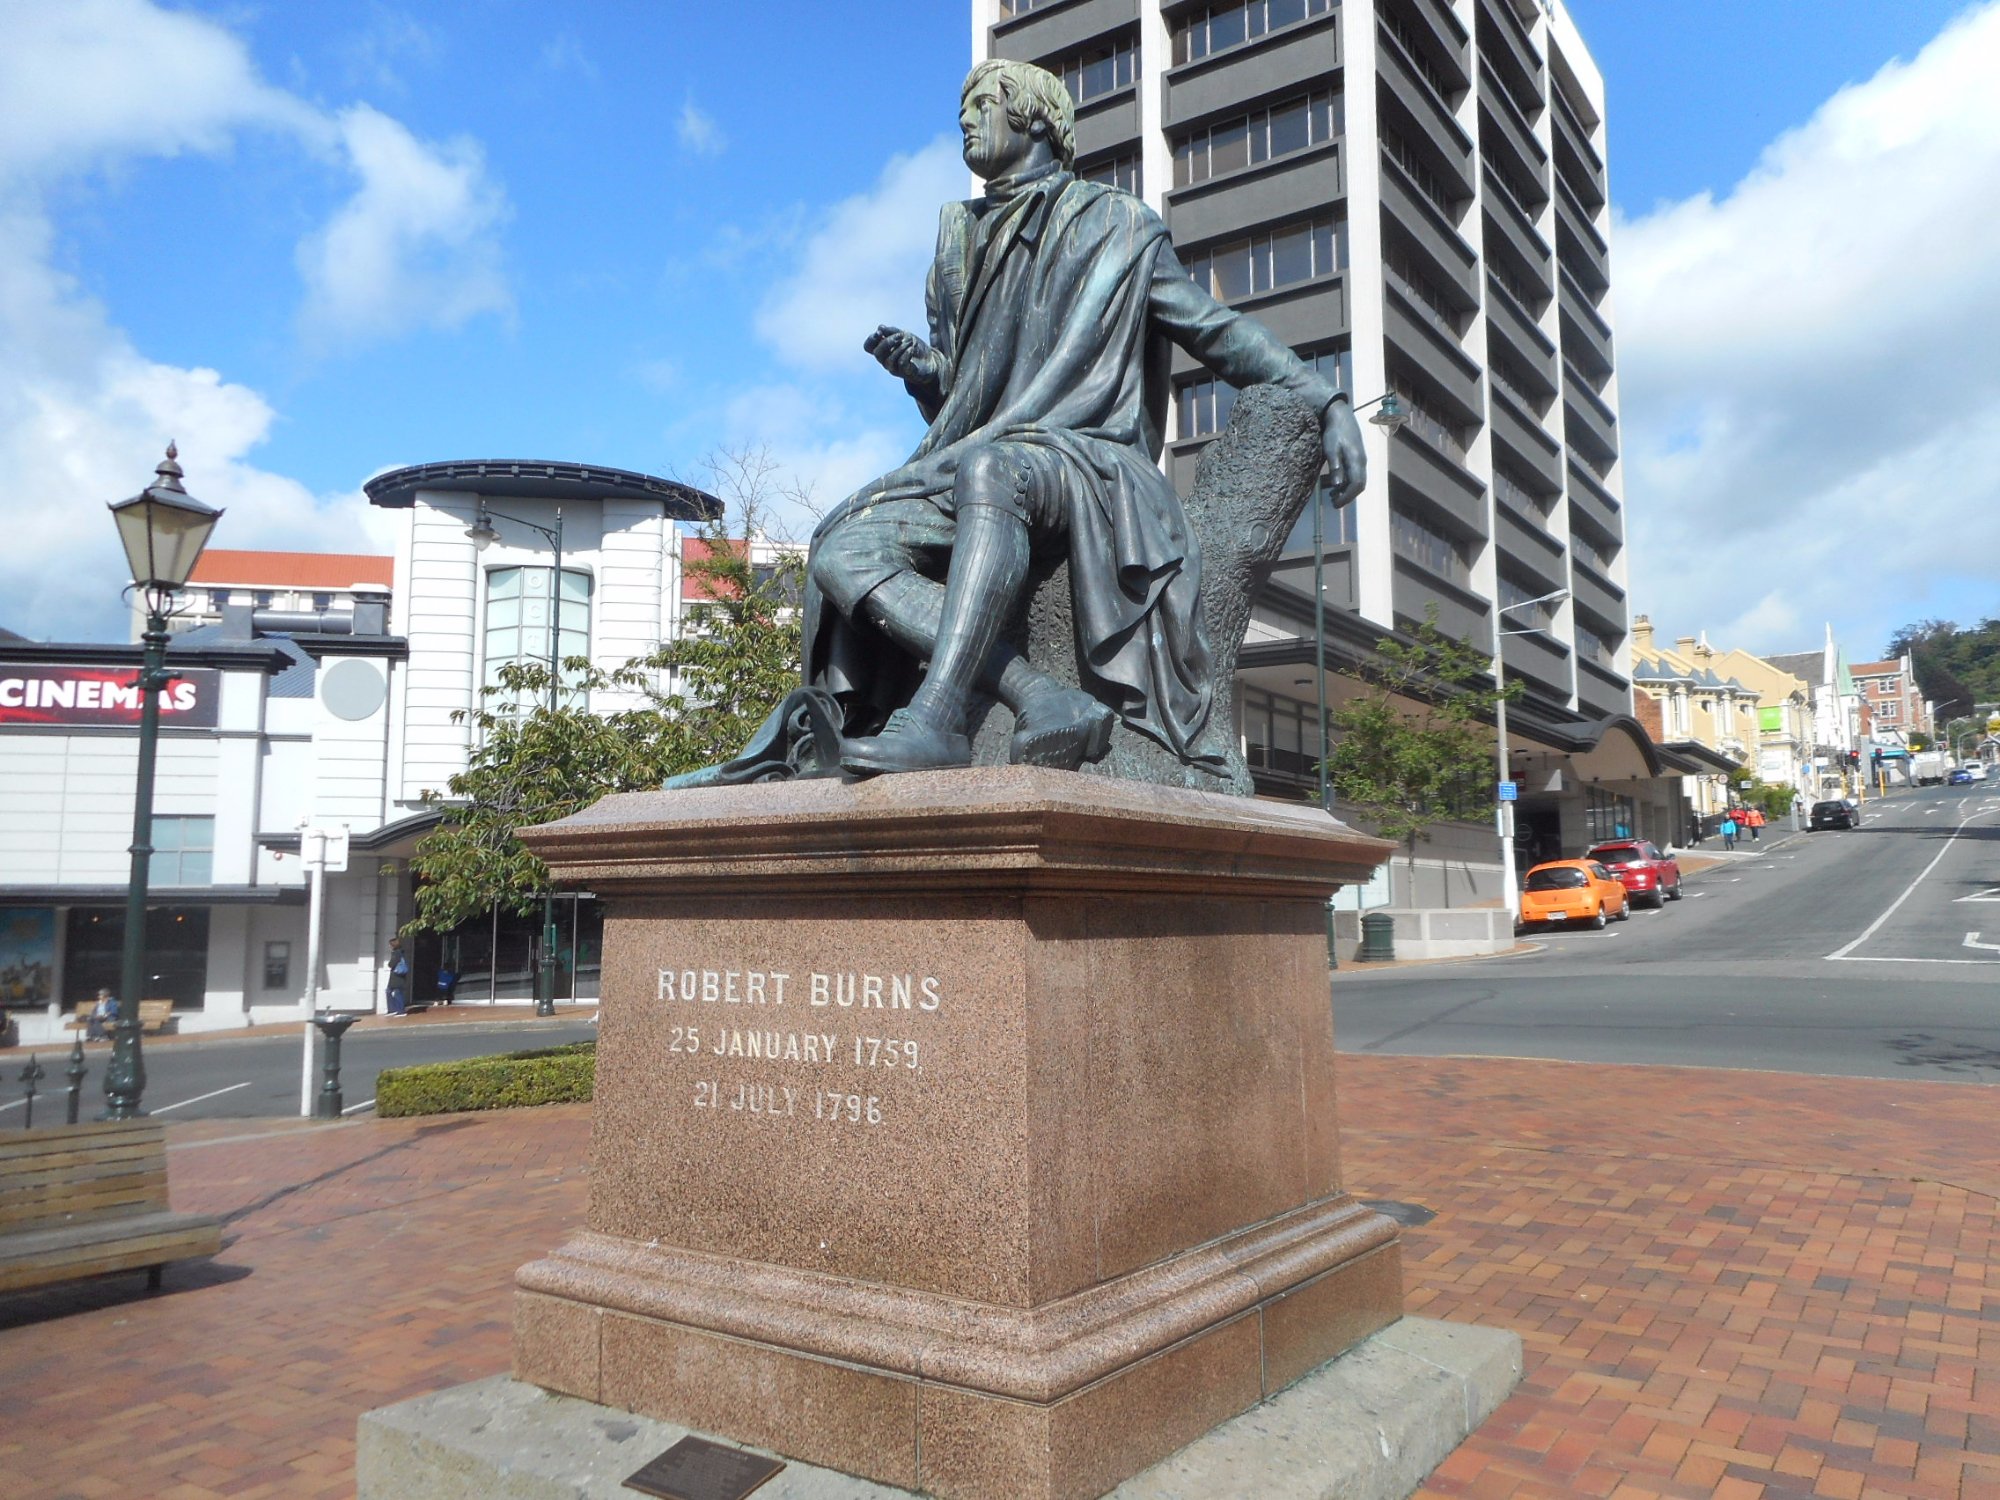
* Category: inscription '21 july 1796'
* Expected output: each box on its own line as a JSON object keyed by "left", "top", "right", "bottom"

{"left": 657, "top": 966, "right": 943, "bottom": 1130}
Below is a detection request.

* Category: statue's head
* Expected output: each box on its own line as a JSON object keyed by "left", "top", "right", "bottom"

{"left": 959, "top": 59, "right": 1076, "bottom": 178}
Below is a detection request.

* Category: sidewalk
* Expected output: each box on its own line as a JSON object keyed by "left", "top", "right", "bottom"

{"left": 2, "top": 1055, "right": 1995, "bottom": 1499}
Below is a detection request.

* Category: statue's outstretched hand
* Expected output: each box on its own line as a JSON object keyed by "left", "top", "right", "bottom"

{"left": 865, "top": 325, "right": 945, "bottom": 389}
{"left": 1321, "top": 395, "right": 1366, "bottom": 505}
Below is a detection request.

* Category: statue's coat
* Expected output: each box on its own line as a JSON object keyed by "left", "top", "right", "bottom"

{"left": 805, "top": 172, "right": 1339, "bottom": 762}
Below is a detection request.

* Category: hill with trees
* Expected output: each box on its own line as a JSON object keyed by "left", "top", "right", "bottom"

{"left": 1887, "top": 616, "right": 2000, "bottom": 720}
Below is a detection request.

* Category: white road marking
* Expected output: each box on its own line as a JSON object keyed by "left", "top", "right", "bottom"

{"left": 1965, "top": 933, "right": 2000, "bottom": 953}
{"left": 1956, "top": 887, "right": 2000, "bottom": 904}
{"left": 342, "top": 1097, "right": 376, "bottom": 1115}
{"left": 1827, "top": 803, "right": 1999, "bottom": 961}
{"left": 1831, "top": 955, "right": 1998, "bottom": 966}
{"left": 151, "top": 1081, "right": 252, "bottom": 1114}
{"left": 0, "top": 1097, "right": 26, "bottom": 1113}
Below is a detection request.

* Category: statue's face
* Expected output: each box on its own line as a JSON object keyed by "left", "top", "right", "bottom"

{"left": 960, "top": 80, "right": 1036, "bottom": 180}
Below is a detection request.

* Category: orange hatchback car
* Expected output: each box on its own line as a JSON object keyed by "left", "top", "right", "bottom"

{"left": 1518, "top": 858, "right": 1630, "bottom": 932}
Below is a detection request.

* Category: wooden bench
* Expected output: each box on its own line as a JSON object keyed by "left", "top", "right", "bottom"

{"left": 63, "top": 999, "right": 175, "bottom": 1034}
{"left": 0, "top": 1122, "right": 222, "bottom": 1293}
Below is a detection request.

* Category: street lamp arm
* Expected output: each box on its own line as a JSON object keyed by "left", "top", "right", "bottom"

{"left": 467, "top": 503, "right": 561, "bottom": 549}
{"left": 1497, "top": 588, "right": 1570, "bottom": 617}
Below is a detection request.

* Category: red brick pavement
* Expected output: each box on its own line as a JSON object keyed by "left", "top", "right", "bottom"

{"left": 0, "top": 1055, "right": 1994, "bottom": 1499}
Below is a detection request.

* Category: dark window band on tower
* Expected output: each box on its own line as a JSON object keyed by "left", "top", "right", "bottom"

{"left": 1172, "top": 90, "right": 1343, "bottom": 187}
{"left": 1173, "top": 0, "right": 1333, "bottom": 67}
{"left": 1183, "top": 214, "right": 1347, "bottom": 302}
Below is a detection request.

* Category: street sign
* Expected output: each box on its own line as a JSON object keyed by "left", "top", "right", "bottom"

{"left": 1497, "top": 780, "right": 1518, "bottom": 802}
{"left": 301, "top": 825, "right": 350, "bottom": 873}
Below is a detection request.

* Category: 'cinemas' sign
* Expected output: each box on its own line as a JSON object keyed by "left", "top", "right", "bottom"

{"left": 0, "top": 666, "right": 220, "bottom": 728}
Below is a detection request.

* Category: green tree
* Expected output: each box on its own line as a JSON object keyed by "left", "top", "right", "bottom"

{"left": 407, "top": 478, "right": 807, "bottom": 935}
{"left": 1326, "top": 608, "right": 1520, "bottom": 882}
{"left": 1735, "top": 772, "right": 1797, "bottom": 819}
{"left": 1887, "top": 615, "right": 2000, "bottom": 721}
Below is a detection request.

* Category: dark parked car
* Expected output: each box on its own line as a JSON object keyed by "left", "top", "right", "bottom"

{"left": 1809, "top": 799, "right": 1859, "bottom": 830}
{"left": 1584, "top": 839, "right": 1684, "bottom": 908}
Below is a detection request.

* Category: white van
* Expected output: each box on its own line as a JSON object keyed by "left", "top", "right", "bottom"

{"left": 1962, "top": 761, "right": 1989, "bottom": 782}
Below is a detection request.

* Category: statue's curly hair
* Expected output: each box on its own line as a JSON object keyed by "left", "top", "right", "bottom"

{"left": 961, "top": 59, "right": 1077, "bottom": 169}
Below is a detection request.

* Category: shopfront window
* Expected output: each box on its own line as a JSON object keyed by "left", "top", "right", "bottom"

{"left": 1241, "top": 688, "right": 1324, "bottom": 782}
{"left": 429, "top": 895, "right": 603, "bottom": 1004}
{"left": 63, "top": 906, "right": 210, "bottom": 1009}
{"left": 0, "top": 907, "right": 57, "bottom": 1009}
{"left": 1584, "top": 786, "right": 1636, "bottom": 844}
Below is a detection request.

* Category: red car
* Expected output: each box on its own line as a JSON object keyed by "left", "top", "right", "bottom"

{"left": 1584, "top": 839, "right": 1683, "bottom": 909}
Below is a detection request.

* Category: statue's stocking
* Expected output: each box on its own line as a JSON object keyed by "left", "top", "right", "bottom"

{"left": 905, "top": 501, "right": 1030, "bottom": 730}
{"left": 862, "top": 571, "right": 1056, "bottom": 710}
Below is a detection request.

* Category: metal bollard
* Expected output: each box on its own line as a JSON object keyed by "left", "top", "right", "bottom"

{"left": 310, "top": 1013, "right": 360, "bottom": 1119}
{"left": 17, "top": 1054, "right": 45, "bottom": 1129}
{"left": 1359, "top": 910, "right": 1397, "bottom": 963}
{"left": 66, "top": 1037, "right": 88, "bottom": 1125}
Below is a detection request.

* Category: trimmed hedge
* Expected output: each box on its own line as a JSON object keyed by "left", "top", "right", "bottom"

{"left": 375, "top": 1041, "right": 595, "bottom": 1118}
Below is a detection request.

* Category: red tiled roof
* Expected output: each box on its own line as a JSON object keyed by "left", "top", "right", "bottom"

{"left": 187, "top": 550, "right": 393, "bottom": 588}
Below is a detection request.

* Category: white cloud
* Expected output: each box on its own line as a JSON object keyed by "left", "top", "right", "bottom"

{"left": 539, "top": 33, "right": 597, "bottom": 81}
{"left": 0, "top": 204, "right": 395, "bottom": 643}
{"left": 677, "top": 97, "right": 727, "bottom": 157}
{"left": 754, "top": 135, "right": 966, "bottom": 373}
{"left": 651, "top": 136, "right": 963, "bottom": 536}
{"left": 718, "top": 382, "right": 913, "bottom": 522}
{"left": 296, "top": 104, "right": 512, "bottom": 348}
{"left": 1617, "top": 1, "right": 2000, "bottom": 656}
{"left": 0, "top": 0, "right": 321, "bottom": 181}
{"left": 337, "top": 8, "right": 440, "bottom": 95}
{"left": 0, "top": 0, "right": 491, "bottom": 641}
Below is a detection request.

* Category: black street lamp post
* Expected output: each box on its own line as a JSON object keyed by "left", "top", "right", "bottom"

{"left": 467, "top": 502, "right": 566, "bottom": 1018}
{"left": 103, "top": 445, "right": 223, "bottom": 1118}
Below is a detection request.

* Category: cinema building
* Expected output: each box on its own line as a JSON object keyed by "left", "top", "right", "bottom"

{"left": 0, "top": 461, "right": 719, "bottom": 1044}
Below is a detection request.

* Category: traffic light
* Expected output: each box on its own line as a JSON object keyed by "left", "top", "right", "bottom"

{"left": 1847, "top": 750, "right": 1861, "bottom": 768}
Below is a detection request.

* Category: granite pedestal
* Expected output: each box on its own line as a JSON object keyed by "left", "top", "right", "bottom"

{"left": 510, "top": 768, "right": 1405, "bottom": 1500}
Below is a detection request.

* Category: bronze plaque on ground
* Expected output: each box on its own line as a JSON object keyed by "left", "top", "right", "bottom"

{"left": 623, "top": 1435, "right": 783, "bottom": 1500}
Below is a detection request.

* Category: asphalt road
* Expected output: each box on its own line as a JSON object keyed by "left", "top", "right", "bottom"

{"left": 13, "top": 783, "right": 1993, "bottom": 1119}
{"left": 1332, "top": 781, "right": 2000, "bottom": 1084}
{"left": 2, "top": 1017, "right": 600, "bottom": 1124}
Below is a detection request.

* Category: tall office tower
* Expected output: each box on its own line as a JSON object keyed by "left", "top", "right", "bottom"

{"left": 977, "top": 0, "right": 1631, "bottom": 784}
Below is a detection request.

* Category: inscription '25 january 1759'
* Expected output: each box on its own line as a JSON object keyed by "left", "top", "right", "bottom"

{"left": 656, "top": 967, "right": 943, "bottom": 1130}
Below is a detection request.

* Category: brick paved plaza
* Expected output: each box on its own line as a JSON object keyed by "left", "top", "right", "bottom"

{"left": 3, "top": 1055, "right": 1995, "bottom": 1499}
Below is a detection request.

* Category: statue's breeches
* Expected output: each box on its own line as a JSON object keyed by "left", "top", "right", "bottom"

{"left": 809, "top": 439, "right": 1070, "bottom": 617}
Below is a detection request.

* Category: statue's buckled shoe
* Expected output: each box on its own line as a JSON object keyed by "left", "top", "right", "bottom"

{"left": 840, "top": 709, "right": 973, "bottom": 776}
{"left": 1011, "top": 688, "right": 1115, "bottom": 770}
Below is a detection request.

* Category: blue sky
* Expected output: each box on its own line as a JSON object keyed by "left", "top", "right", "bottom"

{"left": 4, "top": 0, "right": 1998, "bottom": 664}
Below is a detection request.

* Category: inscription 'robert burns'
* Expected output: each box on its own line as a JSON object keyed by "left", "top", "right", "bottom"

{"left": 657, "top": 968, "right": 943, "bottom": 1011}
